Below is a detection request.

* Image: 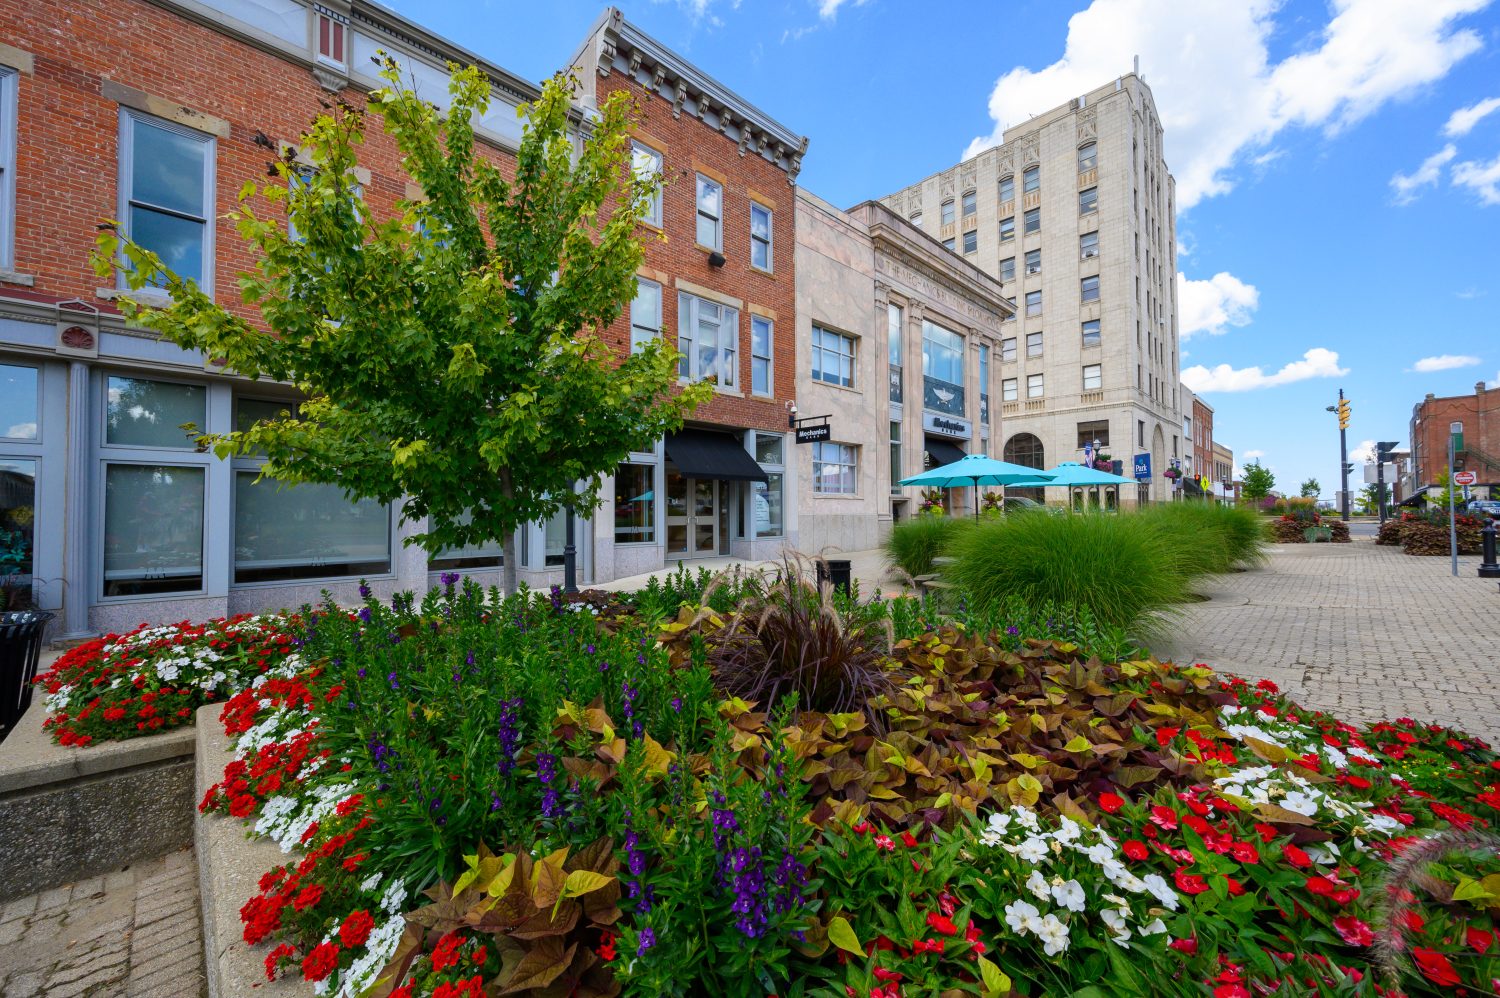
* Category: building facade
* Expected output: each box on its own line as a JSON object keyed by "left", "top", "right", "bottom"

{"left": 1210, "top": 442, "right": 1237, "bottom": 502}
{"left": 1409, "top": 383, "right": 1500, "bottom": 490}
{"left": 879, "top": 74, "right": 1181, "bottom": 504}
{"left": 792, "top": 190, "right": 1013, "bottom": 551}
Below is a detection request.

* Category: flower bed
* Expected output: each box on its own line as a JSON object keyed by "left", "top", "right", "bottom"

{"left": 36, "top": 615, "right": 301, "bottom": 746}
{"left": 199, "top": 579, "right": 1500, "bottom": 997}
{"left": 1402, "top": 514, "right": 1482, "bottom": 556}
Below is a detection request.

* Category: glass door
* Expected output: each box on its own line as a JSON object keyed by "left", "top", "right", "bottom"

{"left": 666, "top": 470, "right": 689, "bottom": 555}
{"left": 665, "top": 470, "right": 718, "bottom": 558}
{"left": 692, "top": 478, "right": 717, "bottom": 556}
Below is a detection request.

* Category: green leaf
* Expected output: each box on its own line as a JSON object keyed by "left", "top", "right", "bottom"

{"left": 560, "top": 869, "right": 613, "bottom": 899}
{"left": 977, "top": 954, "right": 1012, "bottom": 997}
{"left": 827, "top": 916, "right": 863, "bottom": 957}
{"left": 1062, "top": 735, "right": 1091, "bottom": 752}
{"left": 1454, "top": 876, "right": 1495, "bottom": 904}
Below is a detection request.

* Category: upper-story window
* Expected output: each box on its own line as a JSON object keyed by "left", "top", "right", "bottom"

{"left": 999, "top": 216, "right": 1015, "bottom": 242}
{"left": 750, "top": 201, "right": 773, "bottom": 271}
{"left": 678, "top": 291, "right": 737, "bottom": 386}
{"left": 695, "top": 174, "right": 722, "bottom": 250}
{"left": 120, "top": 109, "right": 215, "bottom": 290}
{"left": 1079, "top": 186, "right": 1098, "bottom": 215}
{"left": 1023, "top": 207, "right": 1040, "bottom": 234}
{"left": 910, "top": 210, "right": 922, "bottom": 227}
{"left": 999, "top": 256, "right": 1015, "bottom": 282}
{"left": 1022, "top": 165, "right": 1040, "bottom": 193}
{"left": 632, "top": 142, "right": 663, "bottom": 227}
{"left": 1025, "top": 249, "right": 1040, "bottom": 275}
{"left": 942, "top": 236, "right": 955, "bottom": 252}
{"left": 316, "top": 11, "right": 347, "bottom": 67}
{"left": 1081, "top": 275, "right": 1101, "bottom": 303}
{"left": 1082, "top": 319, "right": 1101, "bottom": 347}
{"left": 921, "top": 320, "right": 964, "bottom": 387}
{"left": 630, "top": 277, "right": 661, "bottom": 353}
{"left": 940, "top": 199, "right": 955, "bottom": 226}
{"left": 0, "top": 66, "right": 17, "bottom": 271}
{"left": 1025, "top": 290, "right": 1042, "bottom": 317}
{"left": 961, "top": 190, "right": 976, "bottom": 218}
{"left": 1083, "top": 364, "right": 1102, "bottom": 391}
{"left": 962, "top": 229, "right": 977, "bottom": 254}
{"left": 751, "top": 314, "right": 773, "bottom": 396}
{"left": 1000, "top": 337, "right": 1016, "bottom": 363}
{"left": 811, "top": 324, "right": 856, "bottom": 389}
{"left": 1080, "top": 230, "right": 1099, "bottom": 259}
{"left": 0, "top": 363, "right": 38, "bottom": 440}
{"left": 998, "top": 175, "right": 1014, "bottom": 203}
{"left": 1078, "top": 141, "right": 1097, "bottom": 172}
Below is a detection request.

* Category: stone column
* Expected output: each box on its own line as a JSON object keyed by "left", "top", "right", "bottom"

{"left": 61, "top": 360, "right": 92, "bottom": 639}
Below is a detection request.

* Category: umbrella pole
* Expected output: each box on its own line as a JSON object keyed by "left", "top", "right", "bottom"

{"left": 974, "top": 478, "right": 980, "bottom": 520}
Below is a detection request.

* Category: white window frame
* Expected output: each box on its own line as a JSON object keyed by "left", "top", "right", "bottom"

{"left": 811, "top": 324, "right": 856, "bottom": 389}
{"left": 999, "top": 256, "right": 1015, "bottom": 282}
{"left": 117, "top": 107, "right": 216, "bottom": 297}
{"left": 812, "top": 441, "right": 858, "bottom": 496}
{"left": 677, "top": 291, "right": 738, "bottom": 387}
{"left": 1025, "top": 290, "right": 1042, "bottom": 318}
{"left": 1026, "top": 331, "right": 1043, "bottom": 357}
{"left": 999, "top": 216, "right": 1014, "bottom": 242}
{"left": 1027, "top": 373, "right": 1045, "bottom": 399}
{"left": 1023, "top": 207, "right": 1040, "bottom": 234}
{"left": 1079, "top": 186, "right": 1098, "bottom": 215}
{"left": 1081, "top": 230, "right": 1099, "bottom": 259}
{"left": 695, "top": 173, "right": 722, "bottom": 251}
{"left": 0, "top": 67, "right": 17, "bottom": 271}
{"left": 1081, "top": 275, "right": 1100, "bottom": 304}
{"left": 1022, "top": 165, "right": 1040, "bottom": 193}
{"left": 1000, "top": 337, "right": 1016, "bottom": 363}
{"left": 1002, "top": 377, "right": 1018, "bottom": 402}
{"left": 750, "top": 314, "right": 773, "bottom": 397}
{"left": 750, "top": 201, "right": 773, "bottom": 272}
{"left": 1025, "top": 249, "right": 1040, "bottom": 275}
{"left": 940, "top": 199, "right": 955, "bottom": 225}
{"left": 630, "top": 277, "right": 662, "bottom": 353}
{"left": 1083, "top": 364, "right": 1102, "bottom": 391}
{"left": 1082, "top": 319, "right": 1101, "bottom": 347}
{"left": 962, "top": 229, "right": 977, "bottom": 254}
{"left": 1078, "top": 142, "right": 1097, "bottom": 172}
{"left": 632, "top": 142, "right": 663, "bottom": 227}
{"left": 998, "top": 175, "right": 1014, "bottom": 202}
{"left": 961, "top": 189, "right": 977, "bottom": 218}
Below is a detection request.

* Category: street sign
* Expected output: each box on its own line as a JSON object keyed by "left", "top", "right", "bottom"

{"left": 1133, "top": 453, "right": 1152, "bottom": 480}
{"left": 1455, "top": 471, "right": 1478, "bottom": 486}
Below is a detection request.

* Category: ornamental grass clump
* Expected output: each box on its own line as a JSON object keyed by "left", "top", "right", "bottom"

{"left": 885, "top": 515, "right": 972, "bottom": 579}
{"left": 1137, "top": 502, "right": 1266, "bottom": 578}
{"left": 943, "top": 512, "right": 1190, "bottom": 632}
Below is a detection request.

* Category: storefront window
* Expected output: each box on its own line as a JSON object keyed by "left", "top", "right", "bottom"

{"left": 103, "top": 464, "right": 204, "bottom": 596}
{"left": 233, "top": 473, "right": 390, "bottom": 583}
{"left": 614, "top": 463, "right": 655, "bottom": 544}
{"left": 107, "top": 376, "right": 204, "bottom": 448}
{"left": 431, "top": 511, "right": 504, "bottom": 570}
{"left": 0, "top": 459, "right": 35, "bottom": 576}
{"left": 754, "top": 434, "right": 784, "bottom": 466}
{"left": 753, "top": 474, "right": 783, "bottom": 538}
{"left": 1, "top": 365, "right": 38, "bottom": 440}
{"left": 544, "top": 510, "right": 566, "bottom": 566}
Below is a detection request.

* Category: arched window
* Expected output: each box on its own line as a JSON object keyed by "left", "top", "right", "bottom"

{"left": 1004, "top": 432, "right": 1045, "bottom": 469}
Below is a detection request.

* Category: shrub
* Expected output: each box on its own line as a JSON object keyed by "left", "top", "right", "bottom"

{"left": 885, "top": 515, "right": 970, "bottom": 578}
{"left": 942, "top": 512, "right": 1191, "bottom": 631}
{"left": 1137, "top": 502, "right": 1266, "bottom": 575}
{"left": 1402, "top": 517, "right": 1482, "bottom": 555}
{"left": 1329, "top": 519, "right": 1351, "bottom": 542}
{"left": 1377, "top": 517, "right": 1406, "bottom": 545}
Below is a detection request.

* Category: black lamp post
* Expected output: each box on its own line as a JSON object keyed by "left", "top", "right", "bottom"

{"left": 563, "top": 506, "right": 578, "bottom": 595}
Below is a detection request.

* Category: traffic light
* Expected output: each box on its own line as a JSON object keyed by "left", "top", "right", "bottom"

{"left": 1337, "top": 398, "right": 1350, "bottom": 430}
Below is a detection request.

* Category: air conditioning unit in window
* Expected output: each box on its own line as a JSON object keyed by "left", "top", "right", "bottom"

{"left": 1026, "top": 265, "right": 1041, "bottom": 275}
{"left": 1082, "top": 248, "right": 1099, "bottom": 258}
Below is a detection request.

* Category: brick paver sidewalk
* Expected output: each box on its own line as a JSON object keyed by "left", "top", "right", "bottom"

{"left": 1157, "top": 540, "right": 1500, "bottom": 742}
{"left": 0, "top": 847, "right": 204, "bottom": 997}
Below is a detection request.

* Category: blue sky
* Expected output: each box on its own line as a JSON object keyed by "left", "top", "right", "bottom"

{"left": 389, "top": 0, "right": 1500, "bottom": 497}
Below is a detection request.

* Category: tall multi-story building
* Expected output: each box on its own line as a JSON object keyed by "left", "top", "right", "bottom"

{"left": 880, "top": 73, "right": 1181, "bottom": 504}
{"left": 1409, "top": 383, "right": 1500, "bottom": 490}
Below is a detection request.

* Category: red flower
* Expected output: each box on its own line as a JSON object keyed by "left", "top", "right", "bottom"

{"left": 1156, "top": 727, "right": 1181, "bottom": 747}
{"left": 339, "top": 909, "right": 375, "bottom": 948}
{"left": 874, "top": 835, "right": 895, "bottom": 851}
{"left": 1281, "top": 844, "right": 1311, "bottom": 868}
{"left": 597, "top": 931, "right": 617, "bottom": 962}
{"left": 925, "top": 912, "right": 958, "bottom": 936}
{"left": 1150, "top": 806, "right": 1179, "bottom": 830}
{"left": 263, "top": 943, "right": 295, "bottom": 981}
{"left": 1468, "top": 926, "right": 1494, "bottom": 953}
{"left": 1099, "top": 792, "right": 1125, "bottom": 813}
{"left": 1412, "top": 948, "right": 1460, "bottom": 987}
{"left": 292, "top": 884, "right": 324, "bottom": 912}
{"left": 1173, "top": 867, "right": 1209, "bottom": 895}
{"left": 901, "top": 831, "right": 919, "bottom": 848}
{"left": 1168, "top": 936, "right": 1198, "bottom": 955}
{"left": 1304, "top": 875, "right": 1359, "bottom": 906}
{"left": 1123, "top": 840, "right": 1149, "bottom": 861}
{"left": 1332, "top": 916, "right": 1374, "bottom": 946}
{"left": 1230, "top": 841, "right": 1259, "bottom": 864}
{"left": 431, "top": 932, "right": 464, "bottom": 973}
{"left": 1213, "top": 986, "right": 1249, "bottom": 998}
{"left": 301, "top": 941, "right": 339, "bottom": 982}
{"left": 1398, "top": 909, "right": 1425, "bottom": 933}
{"left": 229, "top": 795, "right": 257, "bottom": 818}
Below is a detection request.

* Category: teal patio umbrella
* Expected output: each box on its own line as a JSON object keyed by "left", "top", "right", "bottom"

{"left": 899, "top": 453, "right": 1054, "bottom": 519}
{"left": 1006, "top": 461, "right": 1136, "bottom": 511}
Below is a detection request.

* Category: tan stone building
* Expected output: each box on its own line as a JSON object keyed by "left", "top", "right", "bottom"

{"left": 880, "top": 73, "right": 1181, "bottom": 504}
{"left": 794, "top": 190, "right": 1013, "bottom": 552}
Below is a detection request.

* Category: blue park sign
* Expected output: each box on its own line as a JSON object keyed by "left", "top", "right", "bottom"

{"left": 1133, "top": 452, "right": 1152, "bottom": 480}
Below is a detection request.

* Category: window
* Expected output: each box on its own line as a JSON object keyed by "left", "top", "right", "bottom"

{"left": 961, "top": 189, "right": 977, "bottom": 218}
{"left": 1023, "top": 207, "right": 1039, "bottom": 234}
{"left": 811, "top": 324, "right": 855, "bottom": 388}
{"left": 1082, "top": 319, "right": 1101, "bottom": 347}
{"left": 0, "top": 67, "right": 17, "bottom": 270}
{"left": 1025, "top": 249, "right": 1041, "bottom": 275}
{"left": 979, "top": 343, "right": 990, "bottom": 423}
{"left": 750, "top": 314, "right": 773, "bottom": 395}
{"left": 1077, "top": 420, "right": 1110, "bottom": 449}
{"left": 750, "top": 201, "right": 773, "bottom": 271}
{"left": 430, "top": 511, "right": 504, "bottom": 570}
{"left": 1082, "top": 364, "right": 1102, "bottom": 391}
{"left": 1025, "top": 290, "right": 1042, "bottom": 317}
{"left": 942, "top": 237, "right": 956, "bottom": 252}
{"left": 962, "top": 229, "right": 977, "bottom": 254}
{"left": 752, "top": 432, "right": 784, "bottom": 537}
{"left": 1138, "top": 420, "right": 1146, "bottom": 447}
{"left": 1023, "top": 165, "right": 1040, "bottom": 193}
{"left": 888, "top": 303, "right": 903, "bottom": 402}
{"left": 999, "top": 256, "right": 1015, "bottom": 282}
{"left": 921, "top": 320, "right": 964, "bottom": 386}
{"left": 233, "top": 475, "right": 389, "bottom": 583}
{"left": 1, "top": 364, "right": 38, "bottom": 439}
{"left": 106, "top": 376, "right": 204, "bottom": 448}
{"left": 812, "top": 442, "right": 857, "bottom": 495}
{"left": 1000, "top": 337, "right": 1016, "bottom": 363}
{"left": 632, "top": 142, "right": 663, "bottom": 226}
{"left": 998, "top": 175, "right": 1014, "bottom": 202}
{"left": 1002, "top": 377, "right": 1018, "bottom": 402}
{"left": 1080, "top": 230, "right": 1099, "bottom": 259}
{"left": 889, "top": 420, "right": 902, "bottom": 495}
{"left": 910, "top": 210, "right": 922, "bottom": 227}
{"left": 631, "top": 277, "right": 661, "bottom": 353}
{"left": 1081, "top": 275, "right": 1100, "bottom": 303}
{"left": 1026, "top": 331, "right": 1042, "bottom": 357}
{"left": 613, "top": 463, "right": 655, "bottom": 544}
{"left": 1079, "top": 186, "right": 1098, "bottom": 215}
{"left": 1078, "top": 141, "right": 1097, "bottom": 172}
{"left": 941, "top": 199, "right": 955, "bottom": 225}
{"left": 0, "top": 458, "right": 34, "bottom": 577}
{"left": 677, "top": 292, "right": 738, "bottom": 386}
{"left": 1027, "top": 374, "right": 1044, "bottom": 398}
{"left": 695, "top": 173, "right": 722, "bottom": 250}
{"left": 103, "top": 464, "right": 205, "bottom": 596}
{"left": 120, "top": 110, "right": 215, "bottom": 289}
{"left": 316, "top": 11, "right": 346, "bottom": 66}
{"left": 999, "top": 216, "right": 1014, "bottom": 242}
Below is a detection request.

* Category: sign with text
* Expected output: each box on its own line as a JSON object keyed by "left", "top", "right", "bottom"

{"left": 795, "top": 422, "right": 831, "bottom": 445}
{"left": 1133, "top": 452, "right": 1152, "bottom": 480}
{"left": 922, "top": 412, "right": 972, "bottom": 439}
{"left": 1454, "top": 470, "right": 1478, "bottom": 486}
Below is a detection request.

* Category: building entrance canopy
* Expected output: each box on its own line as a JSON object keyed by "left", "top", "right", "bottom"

{"left": 664, "top": 429, "right": 768, "bottom": 482}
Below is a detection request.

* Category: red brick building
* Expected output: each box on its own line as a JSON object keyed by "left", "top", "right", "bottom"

{"left": 1192, "top": 395, "right": 1213, "bottom": 481}
{"left": 1410, "top": 382, "right": 1500, "bottom": 491}
{"left": 0, "top": 0, "right": 806, "bottom": 637}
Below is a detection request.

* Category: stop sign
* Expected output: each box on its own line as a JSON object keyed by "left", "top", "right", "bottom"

{"left": 1454, "top": 471, "right": 1478, "bottom": 486}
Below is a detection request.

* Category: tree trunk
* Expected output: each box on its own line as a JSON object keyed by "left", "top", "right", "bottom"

{"left": 499, "top": 470, "right": 519, "bottom": 596}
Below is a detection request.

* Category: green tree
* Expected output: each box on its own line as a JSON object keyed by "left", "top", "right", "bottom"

{"left": 1242, "top": 461, "right": 1275, "bottom": 501}
{"left": 96, "top": 60, "right": 708, "bottom": 592}
{"left": 1356, "top": 483, "right": 1380, "bottom": 515}
{"left": 1299, "top": 477, "right": 1321, "bottom": 498}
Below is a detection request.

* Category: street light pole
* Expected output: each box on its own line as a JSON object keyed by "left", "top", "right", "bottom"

{"left": 1449, "top": 421, "right": 1463, "bottom": 578}
{"left": 1338, "top": 389, "right": 1350, "bottom": 522}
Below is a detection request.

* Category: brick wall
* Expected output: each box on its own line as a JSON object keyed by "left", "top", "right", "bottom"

{"left": 1411, "top": 385, "right": 1500, "bottom": 485}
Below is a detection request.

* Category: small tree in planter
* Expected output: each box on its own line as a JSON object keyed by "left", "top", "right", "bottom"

{"left": 920, "top": 488, "right": 947, "bottom": 516}
{"left": 981, "top": 491, "right": 1003, "bottom": 518}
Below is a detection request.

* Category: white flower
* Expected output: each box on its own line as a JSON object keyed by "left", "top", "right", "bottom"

{"left": 1083, "top": 842, "right": 1115, "bottom": 865}
{"left": 1140, "top": 918, "right": 1168, "bottom": 936}
{"left": 1364, "top": 815, "right": 1401, "bottom": 836}
{"left": 1036, "top": 913, "right": 1070, "bottom": 955}
{"left": 1280, "top": 791, "right": 1319, "bottom": 816}
{"left": 1100, "top": 906, "right": 1131, "bottom": 939}
{"left": 1052, "top": 817, "right": 1083, "bottom": 844}
{"left": 1003, "top": 899, "right": 1041, "bottom": 935}
{"left": 987, "top": 811, "right": 1013, "bottom": 835}
{"left": 1026, "top": 870, "right": 1051, "bottom": 901}
{"left": 1051, "top": 879, "right": 1086, "bottom": 912}
{"left": 1010, "top": 836, "right": 1049, "bottom": 864}
{"left": 1012, "top": 806, "right": 1040, "bottom": 831}
{"left": 1141, "top": 873, "right": 1179, "bottom": 910}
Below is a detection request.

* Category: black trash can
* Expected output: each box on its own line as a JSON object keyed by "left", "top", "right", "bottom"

{"left": 817, "top": 559, "right": 853, "bottom": 596}
{"left": 0, "top": 610, "right": 54, "bottom": 744}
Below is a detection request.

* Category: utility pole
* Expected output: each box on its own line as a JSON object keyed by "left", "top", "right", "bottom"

{"left": 1328, "top": 393, "right": 1351, "bottom": 521}
{"left": 1375, "top": 440, "right": 1398, "bottom": 526}
{"left": 1449, "top": 421, "right": 1463, "bottom": 577}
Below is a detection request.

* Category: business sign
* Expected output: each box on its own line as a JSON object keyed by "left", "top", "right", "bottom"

{"left": 922, "top": 412, "right": 972, "bottom": 439}
{"left": 795, "top": 422, "right": 832, "bottom": 444}
{"left": 1133, "top": 452, "right": 1152, "bottom": 480}
{"left": 1455, "top": 470, "right": 1478, "bottom": 486}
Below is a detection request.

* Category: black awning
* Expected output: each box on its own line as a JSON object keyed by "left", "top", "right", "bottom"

{"left": 924, "top": 438, "right": 968, "bottom": 468}
{"left": 1183, "top": 477, "right": 1205, "bottom": 496}
{"left": 664, "top": 429, "right": 768, "bottom": 482}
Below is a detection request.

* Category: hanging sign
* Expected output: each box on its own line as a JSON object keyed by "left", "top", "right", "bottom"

{"left": 794, "top": 415, "right": 832, "bottom": 444}
{"left": 1133, "top": 452, "right": 1152, "bottom": 480}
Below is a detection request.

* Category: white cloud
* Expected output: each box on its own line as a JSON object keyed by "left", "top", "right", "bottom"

{"left": 1453, "top": 152, "right": 1500, "bottom": 204}
{"left": 962, "top": 0, "right": 1491, "bottom": 209}
{"left": 5, "top": 423, "right": 35, "bottom": 439}
{"left": 1490, "top": 370, "right": 1500, "bottom": 389}
{"left": 1457, "top": 287, "right": 1486, "bottom": 299}
{"left": 1411, "top": 353, "right": 1481, "bottom": 372}
{"left": 817, "top": 0, "right": 870, "bottom": 20}
{"left": 1177, "top": 271, "right": 1259, "bottom": 339}
{"left": 1242, "top": 449, "right": 1266, "bottom": 460}
{"left": 1182, "top": 347, "right": 1348, "bottom": 393}
{"left": 1349, "top": 439, "right": 1377, "bottom": 463}
{"left": 1443, "top": 95, "right": 1500, "bottom": 136}
{"left": 1390, "top": 144, "right": 1457, "bottom": 204}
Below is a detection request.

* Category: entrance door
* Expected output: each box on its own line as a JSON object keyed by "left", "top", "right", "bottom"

{"left": 665, "top": 470, "right": 718, "bottom": 557}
